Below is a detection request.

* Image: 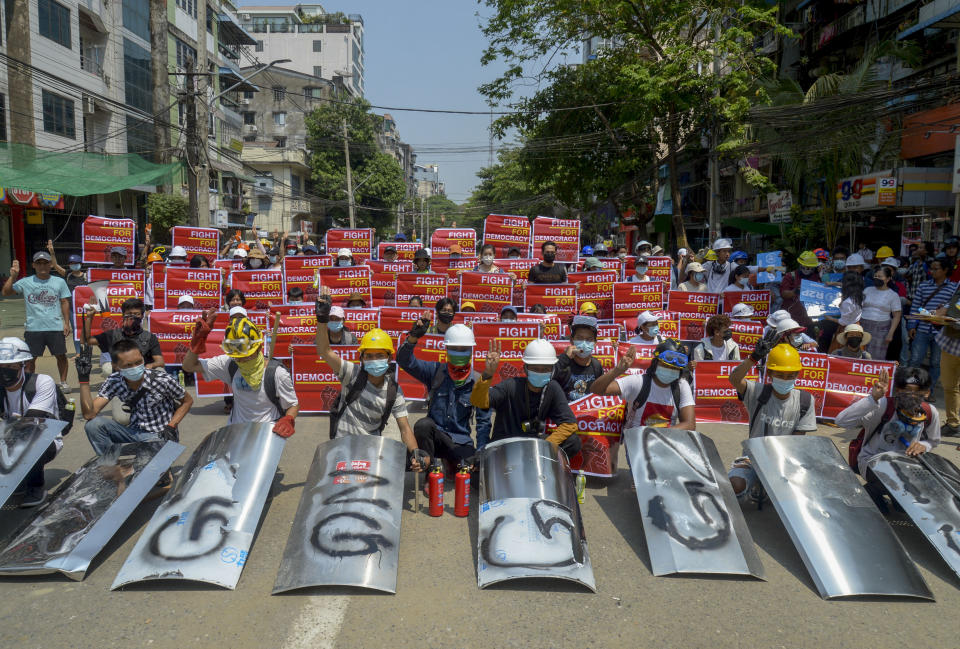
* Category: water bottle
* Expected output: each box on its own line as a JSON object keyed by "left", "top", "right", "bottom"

{"left": 575, "top": 470, "right": 586, "bottom": 504}
{"left": 65, "top": 398, "right": 76, "bottom": 414}
{"left": 178, "top": 370, "right": 186, "bottom": 388}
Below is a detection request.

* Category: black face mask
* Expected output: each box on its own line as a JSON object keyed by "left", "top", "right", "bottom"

{"left": 0, "top": 367, "right": 20, "bottom": 388}
{"left": 437, "top": 312, "right": 454, "bottom": 324}
{"left": 123, "top": 317, "right": 143, "bottom": 335}
{"left": 873, "top": 278, "right": 886, "bottom": 289}
{"left": 722, "top": 330, "right": 733, "bottom": 341}
{"left": 543, "top": 252, "right": 556, "bottom": 263}
{"left": 846, "top": 337, "right": 862, "bottom": 349}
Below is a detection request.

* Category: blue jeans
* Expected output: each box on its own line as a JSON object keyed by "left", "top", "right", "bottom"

{"left": 84, "top": 416, "right": 160, "bottom": 456}
{"left": 909, "top": 329, "right": 941, "bottom": 387}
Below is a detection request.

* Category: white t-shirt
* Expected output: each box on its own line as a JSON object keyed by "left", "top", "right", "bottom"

{"left": 5, "top": 373, "right": 62, "bottom": 450}
{"left": 677, "top": 280, "right": 707, "bottom": 292}
{"left": 838, "top": 296, "right": 862, "bottom": 326}
{"left": 861, "top": 287, "right": 901, "bottom": 322}
{"left": 616, "top": 373, "right": 694, "bottom": 428}
{"left": 201, "top": 354, "right": 298, "bottom": 423}
{"left": 724, "top": 282, "right": 751, "bottom": 293}
{"left": 740, "top": 380, "right": 818, "bottom": 438}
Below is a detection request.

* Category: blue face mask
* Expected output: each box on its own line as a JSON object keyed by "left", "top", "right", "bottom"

{"left": 654, "top": 366, "right": 680, "bottom": 384}
{"left": 363, "top": 359, "right": 390, "bottom": 377}
{"left": 338, "top": 259, "right": 351, "bottom": 267}
{"left": 647, "top": 326, "right": 660, "bottom": 338}
{"left": 328, "top": 320, "right": 344, "bottom": 332}
{"left": 694, "top": 272, "right": 705, "bottom": 282}
{"left": 526, "top": 371, "right": 552, "bottom": 388}
{"left": 771, "top": 377, "right": 796, "bottom": 394}
{"left": 833, "top": 260, "right": 845, "bottom": 271}
{"left": 69, "top": 263, "right": 82, "bottom": 271}
{"left": 120, "top": 363, "right": 145, "bottom": 381}
{"left": 573, "top": 340, "right": 595, "bottom": 357}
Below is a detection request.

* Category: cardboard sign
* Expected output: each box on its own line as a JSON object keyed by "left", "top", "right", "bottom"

{"left": 821, "top": 357, "right": 896, "bottom": 419}
{"left": 272, "top": 312, "right": 317, "bottom": 359}
{"left": 394, "top": 273, "right": 447, "bottom": 308}
{"left": 291, "top": 344, "right": 361, "bottom": 413}
{"left": 163, "top": 267, "right": 222, "bottom": 309}
{"left": 396, "top": 333, "right": 446, "bottom": 401}
{"left": 282, "top": 255, "right": 332, "bottom": 303}
{"left": 170, "top": 226, "right": 220, "bottom": 262}
{"left": 693, "top": 360, "right": 758, "bottom": 423}
{"left": 377, "top": 241, "right": 422, "bottom": 261}
{"left": 229, "top": 270, "right": 283, "bottom": 309}
{"left": 644, "top": 256, "right": 673, "bottom": 284}
{"left": 472, "top": 321, "right": 540, "bottom": 386}
{"left": 569, "top": 270, "right": 618, "bottom": 320}
{"left": 72, "top": 284, "right": 138, "bottom": 340}
{"left": 316, "top": 266, "right": 372, "bottom": 305}
{"left": 531, "top": 216, "right": 580, "bottom": 263}
{"left": 554, "top": 394, "right": 625, "bottom": 478}
{"left": 613, "top": 281, "right": 664, "bottom": 320}
{"left": 483, "top": 214, "right": 531, "bottom": 257}
{"left": 81, "top": 216, "right": 135, "bottom": 265}
{"left": 431, "top": 228, "right": 476, "bottom": 260}
{"left": 667, "top": 290, "right": 720, "bottom": 315}
{"left": 458, "top": 271, "right": 513, "bottom": 313}
{"left": 87, "top": 268, "right": 145, "bottom": 299}
{"left": 523, "top": 283, "right": 576, "bottom": 314}
{"left": 325, "top": 228, "right": 373, "bottom": 261}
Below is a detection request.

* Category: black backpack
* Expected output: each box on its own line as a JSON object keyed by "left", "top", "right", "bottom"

{"left": 0, "top": 372, "right": 75, "bottom": 433}
{"left": 227, "top": 357, "right": 288, "bottom": 418}
{"left": 329, "top": 364, "right": 399, "bottom": 439}
{"left": 750, "top": 383, "right": 814, "bottom": 435}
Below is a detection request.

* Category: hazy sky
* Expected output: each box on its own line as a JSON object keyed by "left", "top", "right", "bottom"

{"left": 241, "top": 0, "right": 516, "bottom": 202}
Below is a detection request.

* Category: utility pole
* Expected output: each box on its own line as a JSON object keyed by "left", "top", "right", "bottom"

{"left": 708, "top": 23, "right": 721, "bottom": 243}
{"left": 150, "top": 0, "right": 170, "bottom": 171}
{"left": 184, "top": 60, "right": 200, "bottom": 226}
{"left": 195, "top": 0, "right": 209, "bottom": 226}
{"left": 343, "top": 119, "right": 355, "bottom": 228}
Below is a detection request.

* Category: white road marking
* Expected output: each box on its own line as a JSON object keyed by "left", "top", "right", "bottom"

{"left": 282, "top": 596, "right": 349, "bottom": 649}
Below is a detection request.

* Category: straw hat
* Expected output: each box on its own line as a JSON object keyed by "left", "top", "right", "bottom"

{"left": 837, "top": 323, "right": 871, "bottom": 347}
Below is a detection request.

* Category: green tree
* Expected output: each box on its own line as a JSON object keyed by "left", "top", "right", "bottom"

{"left": 146, "top": 192, "right": 188, "bottom": 243}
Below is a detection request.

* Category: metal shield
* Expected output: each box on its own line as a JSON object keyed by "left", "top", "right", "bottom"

{"left": 111, "top": 422, "right": 284, "bottom": 590}
{"left": 477, "top": 437, "right": 595, "bottom": 591}
{"left": 0, "top": 441, "right": 183, "bottom": 579}
{"left": 745, "top": 435, "right": 932, "bottom": 600}
{"left": 0, "top": 418, "right": 68, "bottom": 509}
{"left": 272, "top": 435, "right": 406, "bottom": 594}
{"left": 867, "top": 451, "right": 960, "bottom": 581}
{"left": 622, "top": 426, "right": 764, "bottom": 578}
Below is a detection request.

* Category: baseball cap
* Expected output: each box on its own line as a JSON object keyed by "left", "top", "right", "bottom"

{"left": 330, "top": 306, "right": 346, "bottom": 319}
{"left": 178, "top": 295, "right": 195, "bottom": 306}
{"left": 110, "top": 246, "right": 128, "bottom": 256}
{"left": 233, "top": 248, "right": 248, "bottom": 258}
{"left": 67, "top": 254, "right": 82, "bottom": 264}
{"left": 228, "top": 305, "right": 248, "bottom": 318}
{"left": 32, "top": 251, "right": 51, "bottom": 262}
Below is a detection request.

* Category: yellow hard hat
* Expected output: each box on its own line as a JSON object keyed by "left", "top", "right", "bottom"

{"left": 222, "top": 316, "right": 263, "bottom": 357}
{"left": 146, "top": 252, "right": 163, "bottom": 263}
{"left": 705, "top": 249, "right": 718, "bottom": 261}
{"left": 797, "top": 251, "right": 819, "bottom": 268}
{"left": 766, "top": 343, "right": 802, "bottom": 372}
{"left": 580, "top": 301, "right": 598, "bottom": 315}
{"left": 460, "top": 301, "right": 477, "bottom": 311}
{"left": 358, "top": 328, "right": 395, "bottom": 355}
{"left": 876, "top": 245, "right": 894, "bottom": 259}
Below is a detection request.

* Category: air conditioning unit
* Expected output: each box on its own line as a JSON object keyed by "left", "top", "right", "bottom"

{"left": 242, "top": 124, "right": 258, "bottom": 135}
{"left": 242, "top": 13, "right": 250, "bottom": 19}
{"left": 83, "top": 96, "right": 96, "bottom": 115}
{"left": 241, "top": 97, "right": 251, "bottom": 105}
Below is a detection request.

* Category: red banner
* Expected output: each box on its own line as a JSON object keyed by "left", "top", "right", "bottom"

{"left": 678, "top": 313, "right": 708, "bottom": 341}
{"left": 316, "top": 267, "right": 371, "bottom": 304}
{"left": 170, "top": 226, "right": 220, "bottom": 262}
{"left": 453, "top": 312, "right": 499, "bottom": 326}
{"left": 282, "top": 255, "right": 332, "bottom": 303}
{"left": 551, "top": 394, "right": 625, "bottom": 477}
{"left": 523, "top": 283, "right": 576, "bottom": 314}
{"left": 693, "top": 360, "right": 758, "bottom": 423}
{"left": 794, "top": 352, "right": 829, "bottom": 417}
{"left": 325, "top": 228, "right": 373, "bottom": 261}
{"left": 667, "top": 291, "right": 720, "bottom": 315}
{"left": 729, "top": 318, "right": 763, "bottom": 352}
{"left": 150, "top": 261, "right": 166, "bottom": 309}
{"left": 723, "top": 290, "right": 771, "bottom": 320}
{"left": 613, "top": 281, "right": 664, "bottom": 320}
{"left": 72, "top": 284, "right": 138, "bottom": 340}
{"left": 547, "top": 340, "right": 617, "bottom": 372}
{"left": 377, "top": 306, "right": 431, "bottom": 345}
{"left": 81, "top": 216, "right": 135, "bottom": 265}
{"left": 431, "top": 228, "right": 476, "bottom": 260}
{"left": 343, "top": 307, "right": 379, "bottom": 340}
{"left": 569, "top": 270, "right": 617, "bottom": 320}
{"left": 597, "top": 258, "right": 623, "bottom": 279}
{"left": 164, "top": 267, "right": 222, "bottom": 309}
{"left": 270, "top": 303, "right": 316, "bottom": 318}
{"left": 458, "top": 271, "right": 513, "bottom": 313}
{"left": 472, "top": 321, "right": 539, "bottom": 386}
{"left": 821, "top": 357, "right": 896, "bottom": 420}
{"left": 493, "top": 258, "right": 537, "bottom": 304}
{"left": 483, "top": 214, "right": 531, "bottom": 257}
{"left": 149, "top": 309, "right": 225, "bottom": 365}
{"left": 517, "top": 312, "right": 562, "bottom": 339}
{"left": 365, "top": 259, "right": 414, "bottom": 307}
{"left": 396, "top": 333, "right": 446, "bottom": 401}
{"left": 229, "top": 270, "right": 283, "bottom": 309}
{"left": 377, "top": 242, "right": 422, "bottom": 261}
{"left": 291, "top": 344, "right": 361, "bottom": 413}
{"left": 531, "top": 216, "right": 580, "bottom": 263}
{"left": 645, "top": 256, "right": 673, "bottom": 284}
{"left": 272, "top": 312, "right": 317, "bottom": 359}
{"left": 394, "top": 273, "right": 447, "bottom": 308}
{"left": 616, "top": 342, "right": 657, "bottom": 374}
{"left": 87, "top": 268, "right": 145, "bottom": 299}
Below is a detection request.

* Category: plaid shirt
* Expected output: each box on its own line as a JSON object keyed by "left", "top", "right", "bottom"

{"left": 935, "top": 284, "right": 960, "bottom": 357}
{"left": 909, "top": 279, "right": 957, "bottom": 335}
{"left": 98, "top": 368, "right": 185, "bottom": 433}
{"left": 906, "top": 260, "right": 931, "bottom": 301}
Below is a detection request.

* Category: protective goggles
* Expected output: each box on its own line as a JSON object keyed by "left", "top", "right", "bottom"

{"left": 656, "top": 349, "right": 689, "bottom": 369}
{"left": 221, "top": 337, "right": 262, "bottom": 357}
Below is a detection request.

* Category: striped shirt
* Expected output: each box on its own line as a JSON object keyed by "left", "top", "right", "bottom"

{"left": 908, "top": 279, "right": 957, "bottom": 335}
{"left": 335, "top": 360, "right": 408, "bottom": 437}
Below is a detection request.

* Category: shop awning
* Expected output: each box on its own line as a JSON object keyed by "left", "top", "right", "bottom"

{"left": 897, "top": 3, "right": 960, "bottom": 39}
{"left": 722, "top": 217, "right": 781, "bottom": 236}
{"left": 218, "top": 12, "right": 257, "bottom": 45}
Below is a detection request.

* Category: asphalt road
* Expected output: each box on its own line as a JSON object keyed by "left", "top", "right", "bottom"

{"left": 0, "top": 298, "right": 959, "bottom": 649}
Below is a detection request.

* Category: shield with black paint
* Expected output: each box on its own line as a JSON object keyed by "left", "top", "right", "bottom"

{"left": 0, "top": 418, "right": 67, "bottom": 509}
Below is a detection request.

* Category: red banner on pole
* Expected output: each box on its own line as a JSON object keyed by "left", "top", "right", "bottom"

{"left": 325, "top": 228, "right": 373, "bottom": 261}
{"left": 377, "top": 241, "right": 422, "bottom": 261}
{"left": 472, "top": 321, "right": 540, "bottom": 386}
{"left": 229, "top": 270, "right": 283, "bottom": 309}
{"left": 568, "top": 270, "right": 617, "bottom": 319}
{"left": 821, "top": 357, "right": 896, "bottom": 419}
{"left": 164, "top": 267, "right": 222, "bottom": 309}
{"left": 549, "top": 394, "right": 625, "bottom": 477}
{"left": 483, "top": 214, "right": 531, "bottom": 257}
{"left": 87, "top": 268, "right": 146, "bottom": 299}
{"left": 723, "top": 290, "right": 771, "bottom": 320}
{"left": 317, "top": 266, "right": 371, "bottom": 304}
{"left": 644, "top": 256, "right": 673, "bottom": 284}
{"left": 667, "top": 291, "right": 720, "bottom": 315}
{"left": 291, "top": 344, "right": 361, "bottom": 413}
{"left": 523, "top": 283, "right": 576, "bottom": 314}
{"left": 692, "top": 360, "right": 758, "bottom": 423}
{"left": 613, "top": 281, "right": 664, "bottom": 320}
{"left": 396, "top": 333, "right": 446, "bottom": 401}
{"left": 458, "top": 271, "right": 513, "bottom": 313}
{"left": 431, "top": 228, "right": 476, "bottom": 260}
{"left": 170, "top": 226, "right": 220, "bottom": 262}
{"left": 72, "top": 284, "right": 138, "bottom": 339}
{"left": 394, "top": 272, "right": 447, "bottom": 308}
{"left": 531, "top": 216, "right": 579, "bottom": 263}
{"left": 81, "top": 216, "right": 135, "bottom": 265}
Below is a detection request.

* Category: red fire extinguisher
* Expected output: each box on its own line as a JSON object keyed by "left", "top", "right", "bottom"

{"left": 454, "top": 465, "right": 470, "bottom": 517}
{"left": 428, "top": 463, "right": 444, "bottom": 517}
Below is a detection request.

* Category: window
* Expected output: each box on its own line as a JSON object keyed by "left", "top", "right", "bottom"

{"left": 176, "top": 0, "right": 196, "bottom": 18}
{"left": 206, "top": 5, "right": 214, "bottom": 33}
{"left": 123, "top": 38, "right": 152, "bottom": 112}
{"left": 41, "top": 90, "right": 75, "bottom": 139}
{"left": 122, "top": 0, "right": 150, "bottom": 41}
{"left": 175, "top": 38, "right": 197, "bottom": 69}
{"left": 312, "top": 40, "right": 322, "bottom": 52}
{"left": 291, "top": 174, "right": 301, "bottom": 197}
{"left": 304, "top": 87, "right": 325, "bottom": 99}
{"left": 126, "top": 115, "right": 153, "bottom": 154}
{"left": 0, "top": 94, "right": 6, "bottom": 142}
{"left": 242, "top": 111, "right": 256, "bottom": 125}
{"left": 243, "top": 90, "right": 254, "bottom": 100}
{"left": 273, "top": 136, "right": 286, "bottom": 148}
{"left": 273, "top": 111, "right": 285, "bottom": 126}
{"left": 272, "top": 86, "right": 285, "bottom": 101}
{"left": 243, "top": 134, "right": 256, "bottom": 142}
{"left": 313, "top": 66, "right": 322, "bottom": 78}
{"left": 258, "top": 196, "right": 272, "bottom": 212}
{"left": 38, "top": 0, "right": 71, "bottom": 48}
{"left": 255, "top": 40, "right": 263, "bottom": 52}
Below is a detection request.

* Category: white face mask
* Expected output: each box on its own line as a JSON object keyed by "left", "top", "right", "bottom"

{"left": 482, "top": 255, "right": 494, "bottom": 265}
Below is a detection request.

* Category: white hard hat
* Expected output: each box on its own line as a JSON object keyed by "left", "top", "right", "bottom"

{"left": 766, "top": 309, "right": 790, "bottom": 328}
{"left": 0, "top": 337, "right": 33, "bottom": 363}
{"left": 775, "top": 317, "right": 804, "bottom": 336}
{"left": 169, "top": 245, "right": 188, "bottom": 259}
{"left": 337, "top": 248, "right": 353, "bottom": 258}
{"left": 845, "top": 253, "right": 865, "bottom": 267}
{"left": 444, "top": 323, "right": 476, "bottom": 347}
{"left": 178, "top": 294, "right": 195, "bottom": 306}
{"left": 522, "top": 339, "right": 558, "bottom": 365}
{"left": 233, "top": 248, "right": 248, "bottom": 258}
{"left": 881, "top": 257, "right": 900, "bottom": 269}
{"left": 713, "top": 238, "right": 734, "bottom": 250}
{"left": 729, "top": 302, "right": 755, "bottom": 318}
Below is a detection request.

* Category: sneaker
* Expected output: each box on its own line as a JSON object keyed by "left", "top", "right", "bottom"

{"left": 20, "top": 487, "right": 47, "bottom": 508}
{"left": 942, "top": 424, "right": 960, "bottom": 438}
{"left": 59, "top": 382, "right": 71, "bottom": 394}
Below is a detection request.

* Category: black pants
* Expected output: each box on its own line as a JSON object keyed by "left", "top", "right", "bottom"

{"left": 24, "top": 443, "right": 57, "bottom": 489}
{"left": 413, "top": 417, "right": 475, "bottom": 467}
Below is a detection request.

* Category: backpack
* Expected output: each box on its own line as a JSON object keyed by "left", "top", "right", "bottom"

{"left": 227, "top": 357, "right": 287, "bottom": 418}
{"left": 847, "top": 398, "right": 932, "bottom": 474}
{"left": 750, "top": 383, "right": 813, "bottom": 438}
{"left": 328, "top": 364, "right": 399, "bottom": 439}
{"left": 0, "top": 372, "right": 75, "bottom": 434}
{"left": 631, "top": 371, "right": 683, "bottom": 425}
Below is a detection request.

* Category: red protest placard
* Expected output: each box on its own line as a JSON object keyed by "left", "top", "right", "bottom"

{"left": 613, "top": 281, "right": 664, "bottom": 320}
{"left": 229, "top": 270, "right": 283, "bottom": 309}
{"left": 148, "top": 309, "right": 225, "bottom": 365}
{"left": 678, "top": 313, "right": 708, "bottom": 341}
{"left": 729, "top": 318, "right": 763, "bottom": 352}
{"left": 270, "top": 303, "right": 316, "bottom": 318}
{"left": 81, "top": 216, "right": 135, "bottom": 265}
{"left": 170, "top": 226, "right": 220, "bottom": 262}
{"left": 291, "top": 344, "right": 361, "bottom": 413}
{"left": 150, "top": 261, "right": 166, "bottom": 308}
{"left": 396, "top": 333, "right": 447, "bottom": 401}
{"left": 597, "top": 258, "right": 624, "bottom": 279}
{"left": 667, "top": 290, "right": 720, "bottom": 315}
{"left": 795, "top": 352, "right": 829, "bottom": 417}
{"left": 644, "top": 256, "right": 673, "bottom": 284}
{"left": 431, "top": 228, "right": 476, "bottom": 260}
{"left": 472, "top": 321, "right": 540, "bottom": 386}
{"left": 282, "top": 255, "right": 332, "bottom": 303}
{"left": 493, "top": 258, "right": 537, "bottom": 304}
{"left": 597, "top": 323, "right": 623, "bottom": 342}
{"left": 616, "top": 342, "right": 657, "bottom": 374}
{"left": 395, "top": 273, "right": 447, "bottom": 308}
{"left": 531, "top": 216, "right": 580, "bottom": 263}
{"left": 483, "top": 214, "right": 531, "bottom": 257}
{"left": 723, "top": 290, "right": 771, "bottom": 320}
{"left": 569, "top": 270, "right": 617, "bottom": 320}
{"left": 343, "top": 307, "right": 379, "bottom": 340}
{"left": 378, "top": 306, "right": 431, "bottom": 345}
{"left": 377, "top": 241, "right": 422, "bottom": 261}
{"left": 458, "top": 271, "right": 513, "bottom": 313}
{"left": 273, "top": 312, "right": 317, "bottom": 359}
{"left": 452, "top": 312, "right": 499, "bottom": 326}
{"left": 196, "top": 375, "right": 231, "bottom": 398}
{"left": 87, "top": 268, "right": 146, "bottom": 299}
{"left": 546, "top": 340, "right": 617, "bottom": 372}
{"left": 72, "top": 284, "right": 138, "bottom": 340}
{"left": 692, "top": 360, "right": 758, "bottom": 423}
{"left": 552, "top": 394, "right": 625, "bottom": 477}
{"left": 517, "top": 312, "right": 561, "bottom": 339}
{"left": 325, "top": 228, "right": 373, "bottom": 260}
{"left": 164, "top": 267, "right": 222, "bottom": 309}
{"left": 365, "top": 259, "right": 414, "bottom": 307}
{"left": 523, "top": 283, "right": 576, "bottom": 314}
{"left": 432, "top": 258, "right": 476, "bottom": 306}
{"left": 317, "top": 266, "right": 372, "bottom": 304}
{"left": 821, "top": 357, "right": 896, "bottom": 420}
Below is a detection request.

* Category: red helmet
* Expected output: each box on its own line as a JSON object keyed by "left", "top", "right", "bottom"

{"left": 812, "top": 248, "right": 829, "bottom": 261}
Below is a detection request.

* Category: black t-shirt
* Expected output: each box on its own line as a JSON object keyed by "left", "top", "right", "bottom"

{"left": 486, "top": 377, "right": 576, "bottom": 441}
{"left": 553, "top": 354, "right": 604, "bottom": 402}
{"left": 95, "top": 328, "right": 163, "bottom": 363}
{"left": 528, "top": 262, "right": 567, "bottom": 284}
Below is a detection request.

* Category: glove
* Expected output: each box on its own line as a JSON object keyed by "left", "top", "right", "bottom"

{"left": 76, "top": 345, "right": 92, "bottom": 382}
{"left": 408, "top": 317, "right": 429, "bottom": 340}
{"left": 189, "top": 309, "right": 218, "bottom": 354}
{"left": 750, "top": 330, "right": 778, "bottom": 362}
{"left": 161, "top": 425, "right": 179, "bottom": 442}
{"left": 315, "top": 299, "right": 331, "bottom": 324}
{"left": 273, "top": 415, "right": 296, "bottom": 438}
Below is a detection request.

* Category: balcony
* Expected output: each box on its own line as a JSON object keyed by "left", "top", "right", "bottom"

{"left": 897, "top": 0, "right": 960, "bottom": 39}
{"left": 80, "top": 46, "right": 105, "bottom": 78}
{"left": 241, "top": 141, "right": 310, "bottom": 169}
{"left": 77, "top": 0, "right": 107, "bottom": 32}
{"left": 815, "top": 3, "right": 866, "bottom": 51}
